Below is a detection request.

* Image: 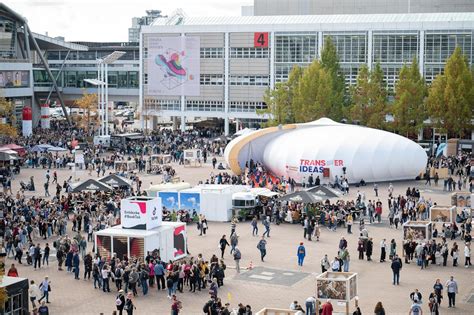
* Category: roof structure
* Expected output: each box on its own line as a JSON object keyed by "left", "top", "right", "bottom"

{"left": 152, "top": 12, "right": 474, "bottom": 27}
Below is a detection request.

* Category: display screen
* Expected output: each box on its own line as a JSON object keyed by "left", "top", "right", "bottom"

{"left": 0, "top": 71, "right": 29, "bottom": 88}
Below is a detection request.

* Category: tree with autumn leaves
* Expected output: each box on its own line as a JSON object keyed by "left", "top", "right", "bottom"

{"left": 0, "top": 96, "right": 17, "bottom": 138}
{"left": 74, "top": 91, "right": 98, "bottom": 134}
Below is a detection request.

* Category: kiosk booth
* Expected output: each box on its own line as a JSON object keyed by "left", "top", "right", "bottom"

{"left": 94, "top": 196, "right": 187, "bottom": 262}
{"left": 1, "top": 276, "right": 29, "bottom": 315}
{"left": 316, "top": 272, "right": 358, "bottom": 315}
{"left": 183, "top": 149, "right": 202, "bottom": 167}
{"left": 149, "top": 154, "right": 172, "bottom": 174}
{"left": 403, "top": 221, "right": 433, "bottom": 241}
{"left": 430, "top": 206, "right": 456, "bottom": 223}
{"left": 114, "top": 160, "right": 137, "bottom": 173}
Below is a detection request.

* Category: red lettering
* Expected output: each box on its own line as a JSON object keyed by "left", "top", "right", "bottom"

{"left": 300, "top": 159, "right": 305, "bottom": 165}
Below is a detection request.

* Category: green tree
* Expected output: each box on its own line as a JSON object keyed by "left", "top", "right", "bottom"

{"left": 392, "top": 58, "right": 427, "bottom": 136}
{"left": 426, "top": 47, "right": 474, "bottom": 137}
{"left": 320, "top": 37, "right": 345, "bottom": 120}
{"left": 262, "top": 65, "right": 303, "bottom": 126}
{"left": 349, "top": 63, "right": 388, "bottom": 129}
{"left": 294, "top": 60, "right": 335, "bottom": 121}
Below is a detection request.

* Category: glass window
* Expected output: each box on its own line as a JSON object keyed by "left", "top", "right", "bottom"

{"left": 129, "top": 71, "right": 138, "bottom": 88}
{"left": 200, "top": 47, "right": 224, "bottom": 58}
{"left": 373, "top": 34, "right": 419, "bottom": 63}
{"left": 324, "top": 34, "right": 367, "bottom": 63}
{"left": 65, "top": 71, "right": 77, "bottom": 87}
{"left": 118, "top": 72, "right": 128, "bottom": 88}
{"left": 424, "top": 32, "right": 472, "bottom": 63}
{"left": 229, "top": 75, "right": 269, "bottom": 86}
{"left": 230, "top": 47, "right": 269, "bottom": 58}
{"left": 275, "top": 34, "right": 317, "bottom": 63}
{"left": 78, "top": 51, "right": 97, "bottom": 60}
{"left": 200, "top": 74, "right": 224, "bottom": 86}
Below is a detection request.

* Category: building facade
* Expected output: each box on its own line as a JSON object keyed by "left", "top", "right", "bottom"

{"left": 141, "top": 13, "right": 474, "bottom": 134}
{"left": 129, "top": 10, "right": 166, "bottom": 43}
{"left": 252, "top": 0, "right": 474, "bottom": 16}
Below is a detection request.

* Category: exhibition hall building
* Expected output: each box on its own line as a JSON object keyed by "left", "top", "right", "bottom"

{"left": 141, "top": 12, "right": 474, "bottom": 134}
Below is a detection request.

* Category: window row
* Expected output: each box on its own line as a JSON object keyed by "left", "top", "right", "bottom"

{"left": 229, "top": 101, "right": 267, "bottom": 112}
{"left": 200, "top": 74, "right": 224, "bottom": 86}
{"left": 230, "top": 47, "right": 269, "bottom": 59}
{"left": 200, "top": 47, "right": 224, "bottom": 58}
{"left": 186, "top": 100, "right": 224, "bottom": 112}
{"left": 229, "top": 75, "right": 269, "bottom": 86}
{"left": 47, "top": 50, "right": 139, "bottom": 61}
{"left": 424, "top": 34, "right": 472, "bottom": 63}
{"left": 144, "top": 99, "right": 181, "bottom": 111}
{"left": 275, "top": 35, "right": 318, "bottom": 63}
{"left": 325, "top": 34, "right": 367, "bottom": 63}
{"left": 373, "top": 34, "right": 419, "bottom": 63}
{"left": 33, "top": 70, "right": 139, "bottom": 88}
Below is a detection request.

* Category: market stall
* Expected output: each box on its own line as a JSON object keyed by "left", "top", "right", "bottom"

{"left": 429, "top": 206, "right": 456, "bottom": 223}
{"left": 315, "top": 271, "right": 358, "bottom": 315}
{"left": 403, "top": 220, "right": 433, "bottom": 241}
{"left": 99, "top": 173, "right": 132, "bottom": 189}
{"left": 71, "top": 178, "right": 114, "bottom": 193}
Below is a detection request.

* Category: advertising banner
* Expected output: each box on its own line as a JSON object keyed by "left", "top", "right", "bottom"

{"left": 147, "top": 36, "right": 200, "bottom": 96}
{"left": 0, "top": 71, "right": 29, "bottom": 88}
{"left": 121, "top": 196, "right": 162, "bottom": 230}
{"left": 159, "top": 191, "right": 179, "bottom": 211}
{"left": 179, "top": 192, "right": 201, "bottom": 214}
{"left": 173, "top": 225, "right": 187, "bottom": 258}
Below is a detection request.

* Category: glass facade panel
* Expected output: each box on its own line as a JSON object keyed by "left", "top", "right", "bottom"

{"left": 275, "top": 34, "right": 317, "bottom": 63}
{"left": 200, "top": 74, "right": 224, "bottom": 86}
{"left": 229, "top": 75, "right": 269, "bottom": 86}
{"left": 200, "top": 47, "right": 224, "bottom": 58}
{"left": 0, "top": 17, "right": 16, "bottom": 58}
{"left": 373, "top": 34, "right": 419, "bottom": 63}
{"left": 230, "top": 47, "right": 269, "bottom": 58}
{"left": 324, "top": 34, "right": 367, "bottom": 63}
{"left": 424, "top": 66, "right": 445, "bottom": 85}
{"left": 186, "top": 100, "right": 224, "bottom": 111}
{"left": 380, "top": 65, "right": 403, "bottom": 90}
{"left": 425, "top": 32, "right": 472, "bottom": 63}
{"left": 229, "top": 101, "right": 267, "bottom": 112}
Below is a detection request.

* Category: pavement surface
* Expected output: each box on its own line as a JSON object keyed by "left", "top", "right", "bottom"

{"left": 7, "top": 157, "right": 474, "bottom": 315}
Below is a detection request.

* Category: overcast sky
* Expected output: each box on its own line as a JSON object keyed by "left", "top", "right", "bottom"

{"left": 4, "top": 0, "right": 251, "bottom": 42}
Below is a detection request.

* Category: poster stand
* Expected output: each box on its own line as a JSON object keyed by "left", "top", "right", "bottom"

{"left": 315, "top": 272, "right": 358, "bottom": 315}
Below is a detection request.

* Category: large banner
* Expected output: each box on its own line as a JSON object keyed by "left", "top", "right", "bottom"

{"left": 121, "top": 197, "right": 162, "bottom": 230}
{"left": 179, "top": 192, "right": 201, "bottom": 214}
{"left": 147, "top": 36, "right": 200, "bottom": 96}
{"left": 159, "top": 191, "right": 179, "bottom": 211}
{"left": 0, "top": 71, "right": 29, "bottom": 88}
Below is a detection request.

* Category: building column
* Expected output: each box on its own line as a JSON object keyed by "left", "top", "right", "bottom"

{"left": 180, "top": 33, "right": 186, "bottom": 132}
{"left": 419, "top": 30, "right": 425, "bottom": 75}
{"left": 318, "top": 31, "right": 323, "bottom": 58}
{"left": 224, "top": 32, "right": 230, "bottom": 136}
{"left": 270, "top": 31, "right": 275, "bottom": 90}
{"left": 139, "top": 31, "right": 144, "bottom": 130}
{"left": 367, "top": 30, "right": 373, "bottom": 71}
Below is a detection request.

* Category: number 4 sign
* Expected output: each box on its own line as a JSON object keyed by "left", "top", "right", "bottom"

{"left": 254, "top": 32, "right": 269, "bottom": 48}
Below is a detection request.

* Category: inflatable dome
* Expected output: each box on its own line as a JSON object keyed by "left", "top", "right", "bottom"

{"left": 224, "top": 118, "right": 427, "bottom": 184}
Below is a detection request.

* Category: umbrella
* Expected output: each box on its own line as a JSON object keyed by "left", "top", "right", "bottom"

{"left": 0, "top": 144, "right": 26, "bottom": 156}
{"left": 71, "top": 179, "right": 113, "bottom": 193}
{"left": 277, "top": 190, "right": 323, "bottom": 204}
{"left": 47, "top": 146, "right": 67, "bottom": 152}
{"left": 30, "top": 144, "right": 54, "bottom": 152}
{"left": 306, "top": 185, "right": 341, "bottom": 199}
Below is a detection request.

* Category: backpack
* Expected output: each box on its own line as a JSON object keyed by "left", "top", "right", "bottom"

{"left": 115, "top": 295, "right": 123, "bottom": 306}
{"left": 234, "top": 250, "right": 241, "bottom": 260}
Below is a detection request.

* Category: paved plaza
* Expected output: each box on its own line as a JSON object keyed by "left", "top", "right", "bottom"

{"left": 7, "top": 160, "right": 474, "bottom": 315}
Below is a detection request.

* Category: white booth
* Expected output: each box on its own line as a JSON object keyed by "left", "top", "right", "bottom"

{"left": 316, "top": 271, "right": 358, "bottom": 315}
{"left": 430, "top": 206, "right": 457, "bottom": 223}
{"left": 403, "top": 220, "right": 433, "bottom": 241}
{"left": 198, "top": 184, "right": 248, "bottom": 221}
{"left": 183, "top": 149, "right": 202, "bottom": 167}
{"left": 120, "top": 196, "right": 162, "bottom": 230}
{"left": 114, "top": 160, "right": 137, "bottom": 172}
{"left": 146, "top": 182, "right": 192, "bottom": 198}
{"left": 94, "top": 222, "right": 186, "bottom": 262}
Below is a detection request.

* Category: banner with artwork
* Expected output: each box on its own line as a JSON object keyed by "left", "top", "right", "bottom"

{"left": 120, "top": 196, "right": 162, "bottom": 230}
{"left": 0, "top": 70, "right": 29, "bottom": 88}
{"left": 147, "top": 36, "right": 200, "bottom": 96}
{"left": 179, "top": 192, "right": 201, "bottom": 214}
{"left": 159, "top": 191, "right": 180, "bottom": 211}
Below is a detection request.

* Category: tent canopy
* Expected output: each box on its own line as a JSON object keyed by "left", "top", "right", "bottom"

{"left": 305, "top": 185, "right": 341, "bottom": 199}
{"left": 99, "top": 174, "right": 132, "bottom": 188}
{"left": 277, "top": 190, "right": 322, "bottom": 204}
{"left": 71, "top": 179, "right": 113, "bottom": 193}
{"left": 0, "top": 144, "right": 26, "bottom": 156}
{"left": 0, "top": 151, "right": 18, "bottom": 161}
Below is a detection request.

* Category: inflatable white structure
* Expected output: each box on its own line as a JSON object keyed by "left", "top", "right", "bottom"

{"left": 224, "top": 118, "right": 427, "bottom": 184}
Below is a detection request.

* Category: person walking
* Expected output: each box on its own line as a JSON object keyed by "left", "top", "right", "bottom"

{"left": 464, "top": 242, "right": 471, "bottom": 268}
{"left": 154, "top": 260, "right": 166, "bottom": 291}
{"left": 366, "top": 238, "right": 373, "bottom": 261}
{"left": 230, "top": 218, "right": 237, "bottom": 236}
{"left": 233, "top": 246, "right": 241, "bottom": 273}
{"left": 38, "top": 276, "right": 51, "bottom": 304}
{"left": 432, "top": 279, "right": 443, "bottom": 305}
{"left": 445, "top": 276, "right": 458, "bottom": 308}
{"left": 321, "top": 299, "right": 333, "bottom": 315}
{"left": 346, "top": 214, "right": 353, "bottom": 234}
{"left": 219, "top": 235, "right": 230, "bottom": 259}
{"left": 305, "top": 296, "right": 316, "bottom": 315}
{"left": 73, "top": 252, "right": 80, "bottom": 280}
{"left": 409, "top": 301, "right": 423, "bottom": 315}
{"left": 320, "top": 254, "right": 330, "bottom": 273}
{"left": 257, "top": 236, "right": 267, "bottom": 262}
{"left": 28, "top": 280, "right": 41, "bottom": 308}
{"left": 124, "top": 292, "right": 136, "bottom": 315}
{"left": 251, "top": 216, "right": 259, "bottom": 236}
{"left": 373, "top": 183, "right": 378, "bottom": 197}
{"left": 262, "top": 216, "right": 271, "bottom": 237}
{"left": 297, "top": 242, "right": 306, "bottom": 266}
{"left": 230, "top": 233, "right": 239, "bottom": 255}
{"left": 391, "top": 255, "right": 402, "bottom": 285}
{"left": 115, "top": 290, "right": 126, "bottom": 315}
{"left": 380, "top": 239, "right": 387, "bottom": 262}
{"left": 42, "top": 243, "right": 50, "bottom": 266}
{"left": 374, "top": 301, "right": 386, "bottom": 315}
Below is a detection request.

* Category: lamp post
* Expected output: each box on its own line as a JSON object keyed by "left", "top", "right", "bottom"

{"left": 85, "top": 51, "right": 125, "bottom": 137}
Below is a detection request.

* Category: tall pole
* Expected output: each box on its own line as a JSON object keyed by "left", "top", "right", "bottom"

{"left": 97, "top": 61, "right": 102, "bottom": 136}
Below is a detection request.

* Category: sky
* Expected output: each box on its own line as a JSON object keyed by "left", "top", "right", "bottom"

{"left": 3, "top": 0, "right": 251, "bottom": 42}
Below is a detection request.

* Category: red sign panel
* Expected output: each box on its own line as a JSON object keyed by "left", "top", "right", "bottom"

{"left": 254, "top": 32, "right": 269, "bottom": 48}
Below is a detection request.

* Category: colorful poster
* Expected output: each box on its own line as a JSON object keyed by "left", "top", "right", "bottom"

{"left": 147, "top": 36, "right": 200, "bottom": 96}
{"left": 173, "top": 225, "right": 186, "bottom": 258}
{"left": 179, "top": 192, "right": 200, "bottom": 214}
{"left": 159, "top": 191, "right": 179, "bottom": 211}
